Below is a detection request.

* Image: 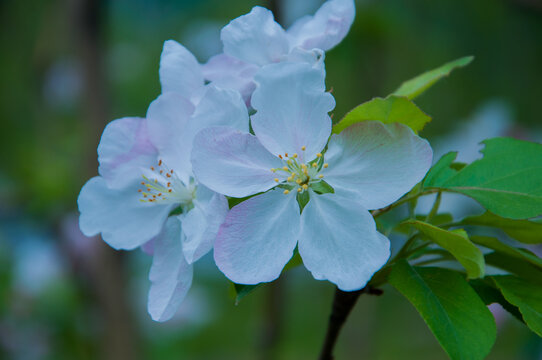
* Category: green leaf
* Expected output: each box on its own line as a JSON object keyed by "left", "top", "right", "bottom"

{"left": 404, "top": 220, "right": 485, "bottom": 278}
{"left": 332, "top": 95, "right": 431, "bottom": 134}
{"left": 492, "top": 275, "right": 542, "bottom": 337}
{"left": 393, "top": 56, "right": 474, "bottom": 99}
{"left": 470, "top": 236, "right": 542, "bottom": 269}
{"left": 485, "top": 252, "right": 542, "bottom": 285}
{"left": 425, "top": 138, "right": 542, "bottom": 219}
{"left": 423, "top": 152, "right": 459, "bottom": 188}
{"left": 460, "top": 212, "right": 542, "bottom": 244}
{"left": 394, "top": 213, "right": 453, "bottom": 234}
{"left": 469, "top": 278, "right": 524, "bottom": 323}
{"left": 389, "top": 262, "right": 496, "bottom": 360}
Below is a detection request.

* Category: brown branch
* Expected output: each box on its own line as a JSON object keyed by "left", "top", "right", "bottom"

{"left": 318, "top": 287, "right": 383, "bottom": 360}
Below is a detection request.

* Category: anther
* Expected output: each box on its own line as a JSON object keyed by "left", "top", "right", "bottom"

{"left": 271, "top": 168, "right": 276, "bottom": 172}
{"left": 293, "top": 153, "right": 298, "bottom": 158}
{"left": 278, "top": 155, "right": 283, "bottom": 159}
{"left": 141, "top": 182, "right": 145, "bottom": 185}
{"left": 285, "top": 153, "right": 288, "bottom": 157}
{"left": 287, "top": 176, "right": 293, "bottom": 182}
{"left": 283, "top": 190, "right": 290, "bottom": 194}
{"left": 170, "top": 170, "right": 174, "bottom": 174}
{"left": 168, "top": 189, "right": 172, "bottom": 193}
{"left": 274, "top": 178, "right": 279, "bottom": 182}
{"left": 302, "top": 184, "right": 309, "bottom": 190}
{"left": 316, "top": 153, "right": 322, "bottom": 158}
{"left": 158, "top": 159, "right": 162, "bottom": 166}
{"left": 296, "top": 179, "right": 302, "bottom": 184}
{"left": 319, "top": 174, "right": 324, "bottom": 179}
{"left": 297, "top": 188, "right": 302, "bottom": 192}
{"left": 282, "top": 166, "right": 288, "bottom": 171}
{"left": 301, "top": 146, "right": 306, "bottom": 151}
{"left": 167, "top": 182, "right": 171, "bottom": 187}
{"left": 150, "top": 167, "right": 155, "bottom": 171}
{"left": 166, "top": 173, "right": 171, "bottom": 178}
{"left": 312, "top": 163, "right": 317, "bottom": 168}
{"left": 138, "top": 189, "right": 142, "bottom": 192}
{"left": 324, "top": 163, "right": 329, "bottom": 168}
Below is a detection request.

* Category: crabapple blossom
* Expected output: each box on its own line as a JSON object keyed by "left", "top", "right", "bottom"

{"left": 202, "top": 0, "right": 355, "bottom": 103}
{"left": 191, "top": 62, "right": 433, "bottom": 291}
{"left": 78, "top": 83, "right": 249, "bottom": 321}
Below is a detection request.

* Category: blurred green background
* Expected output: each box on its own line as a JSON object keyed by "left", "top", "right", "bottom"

{"left": 0, "top": 0, "right": 541, "bottom": 359}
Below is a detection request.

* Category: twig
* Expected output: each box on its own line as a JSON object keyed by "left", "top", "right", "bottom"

{"left": 318, "top": 287, "right": 382, "bottom": 360}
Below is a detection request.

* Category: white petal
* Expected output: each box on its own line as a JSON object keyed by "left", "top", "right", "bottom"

{"left": 214, "top": 189, "right": 300, "bottom": 284}
{"left": 148, "top": 217, "right": 193, "bottom": 322}
{"left": 180, "top": 185, "right": 229, "bottom": 264}
{"left": 190, "top": 85, "right": 250, "bottom": 135}
{"left": 146, "top": 92, "right": 195, "bottom": 183}
{"left": 98, "top": 117, "right": 158, "bottom": 189}
{"left": 298, "top": 191, "right": 390, "bottom": 291}
{"left": 285, "top": 47, "right": 326, "bottom": 72}
{"left": 78, "top": 177, "right": 173, "bottom": 250}
{"left": 202, "top": 53, "right": 258, "bottom": 104}
{"left": 221, "top": 6, "right": 289, "bottom": 66}
{"left": 287, "top": 0, "right": 355, "bottom": 51}
{"left": 251, "top": 62, "right": 334, "bottom": 162}
{"left": 323, "top": 121, "right": 433, "bottom": 210}
{"left": 159, "top": 40, "right": 204, "bottom": 100}
{"left": 191, "top": 127, "right": 284, "bottom": 198}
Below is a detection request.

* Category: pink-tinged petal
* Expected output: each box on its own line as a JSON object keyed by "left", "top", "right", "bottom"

{"left": 251, "top": 62, "right": 334, "bottom": 162}
{"left": 323, "top": 121, "right": 433, "bottom": 210}
{"left": 214, "top": 189, "right": 300, "bottom": 284}
{"left": 98, "top": 117, "right": 158, "bottom": 189}
{"left": 287, "top": 0, "right": 355, "bottom": 51}
{"left": 148, "top": 217, "right": 193, "bottom": 322}
{"left": 141, "top": 238, "right": 155, "bottom": 255}
{"left": 191, "top": 127, "right": 284, "bottom": 198}
{"left": 298, "top": 191, "right": 390, "bottom": 291}
{"left": 146, "top": 93, "right": 195, "bottom": 183}
{"left": 221, "top": 6, "right": 289, "bottom": 66}
{"left": 159, "top": 40, "right": 204, "bottom": 100}
{"left": 180, "top": 185, "right": 229, "bottom": 264}
{"left": 202, "top": 53, "right": 258, "bottom": 104}
{"left": 78, "top": 177, "right": 173, "bottom": 250}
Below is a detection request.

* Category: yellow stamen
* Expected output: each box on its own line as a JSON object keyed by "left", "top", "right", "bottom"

{"left": 282, "top": 166, "right": 288, "bottom": 171}
{"left": 296, "top": 179, "right": 302, "bottom": 184}
{"left": 297, "top": 188, "right": 302, "bottom": 192}
{"left": 324, "top": 163, "right": 329, "bottom": 168}
{"left": 292, "top": 153, "right": 298, "bottom": 158}
{"left": 302, "top": 184, "right": 308, "bottom": 190}
{"left": 301, "top": 146, "right": 306, "bottom": 151}
{"left": 312, "top": 163, "right": 317, "bottom": 168}
{"left": 274, "top": 178, "right": 279, "bottom": 182}
{"left": 318, "top": 174, "right": 324, "bottom": 179}
{"left": 316, "top": 153, "right": 322, "bottom": 158}
{"left": 283, "top": 190, "right": 290, "bottom": 194}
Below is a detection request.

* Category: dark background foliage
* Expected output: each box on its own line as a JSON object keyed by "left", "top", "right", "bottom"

{"left": 0, "top": 0, "right": 540, "bottom": 359}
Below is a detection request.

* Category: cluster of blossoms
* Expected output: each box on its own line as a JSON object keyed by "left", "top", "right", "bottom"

{"left": 78, "top": 0, "right": 432, "bottom": 322}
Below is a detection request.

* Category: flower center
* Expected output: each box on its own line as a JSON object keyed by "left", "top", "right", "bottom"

{"left": 270, "top": 146, "right": 328, "bottom": 195}
{"left": 138, "top": 159, "right": 196, "bottom": 207}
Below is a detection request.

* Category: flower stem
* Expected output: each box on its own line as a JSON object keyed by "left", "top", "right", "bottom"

{"left": 318, "top": 286, "right": 382, "bottom": 360}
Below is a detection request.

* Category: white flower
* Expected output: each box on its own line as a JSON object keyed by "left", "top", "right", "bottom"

{"left": 191, "top": 62, "right": 433, "bottom": 291}
{"left": 78, "top": 72, "right": 249, "bottom": 320}
{"left": 193, "top": 0, "right": 355, "bottom": 103}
